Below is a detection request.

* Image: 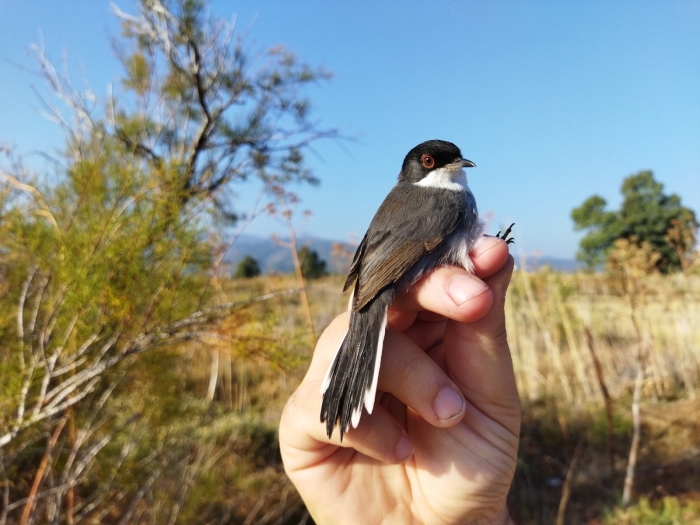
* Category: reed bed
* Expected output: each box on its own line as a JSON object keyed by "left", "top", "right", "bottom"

{"left": 506, "top": 268, "right": 700, "bottom": 406}
{"left": 205, "top": 268, "right": 700, "bottom": 422}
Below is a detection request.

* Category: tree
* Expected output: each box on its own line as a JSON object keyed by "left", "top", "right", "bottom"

{"left": 0, "top": 0, "right": 334, "bottom": 522}
{"left": 571, "top": 171, "right": 697, "bottom": 272}
{"left": 37, "top": 0, "right": 335, "bottom": 222}
{"left": 235, "top": 255, "right": 261, "bottom": 278}
{"left": 298, "top": 246, "right": 327, "bottom": 280}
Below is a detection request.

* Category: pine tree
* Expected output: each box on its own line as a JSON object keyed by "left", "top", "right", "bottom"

{"left": 572, "top": 171, "right": 697, "bottom": 272}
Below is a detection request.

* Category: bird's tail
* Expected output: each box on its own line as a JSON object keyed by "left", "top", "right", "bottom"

{"left": 320, "top": 287, "right": 395, "bottom": 440}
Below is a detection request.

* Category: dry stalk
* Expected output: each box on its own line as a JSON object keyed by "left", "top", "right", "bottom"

{"left": 19, "top": 417, "right": 67, "bottom": 525}
{"left": 584, "top": 327, "right": 615, "bottom": 475}
{"left": 518, "top": 267, "right": 574, "bottom": 402}
{"left": 270, "top": 187, "right": 316, "bottom": 341}
{"left": 242, "top": 482, "right": 279, "bottom": 525}
{"left": 206, "top": 349, "right": 220, "bottom": 403}
{"left": 622, "top": 357, "right": 643, "bottom": 507}
{"left": 66, "top": 410, "right": 76, "bottom": 525}
{"left": 555, "top": 290, "right": 596, "bottom": 400}
{"left": 606, "top": 237, "right": 659, "bottom": 507}
{"left": 554, "top": 438, "right": 585, "bottom": 525}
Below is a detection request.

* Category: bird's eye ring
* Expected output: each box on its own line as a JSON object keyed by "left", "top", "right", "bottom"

{"left": 421, "top": 154, "right": 435, "bottom": 169}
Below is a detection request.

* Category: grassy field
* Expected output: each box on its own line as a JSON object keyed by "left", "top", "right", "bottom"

{"left": 169, "top": 265, "right": 700, "bottom": 524}
{"left": 504, "top": 267, "right": 700, "bottom": 523}
{"left": 13, "top": 265, "right": 688, "bottom": 524}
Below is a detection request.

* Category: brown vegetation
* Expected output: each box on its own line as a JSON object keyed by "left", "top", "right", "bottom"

{"left": 2, "top": 254, "right": 700, "bottom": 523}
{"left": 3, "top": 0, "right": 696, "bottom": 522}
{"left": 213, "top": 262, "right": 700, "bottom": 524}
{"left": 505, "top": 262, "right": 700, "bottom": 523}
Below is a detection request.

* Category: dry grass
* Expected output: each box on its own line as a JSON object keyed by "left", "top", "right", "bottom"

{"left": 507, "top": 268, "right": 700, "bottom": 406}
{"left": 176, "top": 268, "right": 700, "bottom": 524}
{"left": 504, "top": 267, "right": 700, "bottom": 524}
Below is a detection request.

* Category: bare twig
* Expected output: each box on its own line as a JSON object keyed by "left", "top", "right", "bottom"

{"left": 622, "top": 357, "right": 644, "bottom": 508}
{"left": 271, "top": 188, "right": 315, "bottom": 340}
{"left": 554, "top": 439, "right": 585, "bottom": 525}
{"left": 242, "top": 482, "right": 279, "bottom": 525}
{"left": 4, "top": 480, "right": 81, "bottom": 514}
{"left": 114, "top": 466, "right": 163, "bottom": 525}
{"left": 19, "top": 418, "right": 67, "bottom": 525}
{"left": 1, "top": 452, "right": 10, "bottom": 525}
{"left": 585, "top": 327, "right": 615, "bottom": 475}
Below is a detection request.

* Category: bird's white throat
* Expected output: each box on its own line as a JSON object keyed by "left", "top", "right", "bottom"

{"left": 414, "top": 167, "right": 468, "bottom": 191}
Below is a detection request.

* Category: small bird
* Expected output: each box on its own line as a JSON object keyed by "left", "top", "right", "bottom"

{"left": 320, "top": 139, "right": 485, "bottom": 440}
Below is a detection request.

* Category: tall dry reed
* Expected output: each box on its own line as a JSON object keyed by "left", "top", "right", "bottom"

{"left": 506, "top": 266, "right": 700, "bottom": 407}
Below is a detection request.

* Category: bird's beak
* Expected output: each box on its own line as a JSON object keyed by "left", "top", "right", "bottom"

{"left": 445, "top": 158, "right": 476, "bottom": 169}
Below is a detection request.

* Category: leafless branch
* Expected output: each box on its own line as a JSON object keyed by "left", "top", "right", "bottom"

{"left": 4, "top": 479, "right": 80, "bottom": 514}
{"left": 114, "top": 464, "right": 163, "bottom": 525}
{"left": 622, "top": 357, "right": 644, "bottom": 507}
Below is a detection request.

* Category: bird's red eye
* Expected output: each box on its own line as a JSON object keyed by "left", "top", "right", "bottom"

{"left": 421, "top": 154, "right": 435, "bottom": 169}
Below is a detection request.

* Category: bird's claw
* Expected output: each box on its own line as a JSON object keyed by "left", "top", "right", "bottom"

{"left": 497, "top": 223, "right": 515, "bottom": 245}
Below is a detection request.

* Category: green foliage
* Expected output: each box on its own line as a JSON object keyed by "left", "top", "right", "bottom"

{"left": 298, "top": 246, "right": 327, "bottom": 279}
{"left": 122, "top": 52, "right": 151, "bottom": 94}
{"left": 587, "top": 401, "right": 633, "bottom": 443}
{"left": 571, "top": 171, "right": 697, "bottom": 272}
{"left": 110, "top": 0, "right": 335, "bottom": 219}
{"left": 602, "top": 496, "right": 700, "bottom": 524}
{"left": 235, "top": 255, "right": 262, "bottom": 278}
{"left": 0, "top": 133, "right": 212, "bottom": 411}
{"left": 0, "top": 0, "right": 335, "bottom": 521}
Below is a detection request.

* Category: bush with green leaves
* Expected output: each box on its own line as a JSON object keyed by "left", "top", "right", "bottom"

{"left": 298, "top": 246, "right": 327, "bottom": 280}
{"left": 235, "top": 255, "right": 262, "bottom": 278}
{"left": 571, "top": 171, "right": 697, "bottom": 272}
{"left": 602, "top": 496, "right": 700, "bottom": 524}
{"left": 0, "top": 0, "right": 334, "bottom": 522}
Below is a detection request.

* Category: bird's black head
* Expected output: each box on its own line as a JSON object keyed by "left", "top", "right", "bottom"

{"left": 398, "top": 139, "right": 475, "bottom": 184}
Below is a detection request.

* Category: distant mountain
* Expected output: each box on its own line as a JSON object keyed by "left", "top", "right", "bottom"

{"left": 223, "top": 234, "right": 356, "bottom": 275}
{"left": 223, "top": 234, "right": 583, "bottom": 275}
{"left": 517, "top": 255, "right": 584, "bottom": 273}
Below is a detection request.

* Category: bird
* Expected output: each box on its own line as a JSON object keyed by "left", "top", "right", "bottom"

{"left": 320, "top": 139, "right": 486, "bottom": 440}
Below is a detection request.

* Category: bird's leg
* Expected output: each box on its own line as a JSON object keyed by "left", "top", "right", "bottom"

{"left": 496, "top": 223, "right": 515, "bottom": 245}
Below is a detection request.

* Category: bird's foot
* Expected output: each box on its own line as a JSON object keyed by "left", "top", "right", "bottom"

{"left": 497, "top": 223, "right": 515, "bottom": 245}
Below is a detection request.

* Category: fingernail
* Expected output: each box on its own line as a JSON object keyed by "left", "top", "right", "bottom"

{"left": 395, "top": 434, "right": 414, "bottom": 462}
{"left": 435, "top": 387, "right": 465, "bottom": 422}
{"left": 448, "top": 274, "right": 489, "bottom": 305}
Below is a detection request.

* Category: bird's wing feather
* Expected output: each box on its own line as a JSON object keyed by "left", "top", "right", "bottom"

{"left": 343, "top": 233, "right": 368, "bottom": 292}
{"left": 353, "top": 240, "right": 429, "bottom": 309}
{"left": 352, "top": 185, "right": 464, "bottom": 311}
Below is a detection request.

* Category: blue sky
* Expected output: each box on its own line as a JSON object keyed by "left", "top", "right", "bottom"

{"left": 1, "top": 1, "right": 699, "bottom": 259}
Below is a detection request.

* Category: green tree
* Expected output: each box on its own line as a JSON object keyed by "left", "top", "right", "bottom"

{"left": 0, "top": 0, "right": 333, "bottom": 522}
{"left": 235, "top": 255, "right": 262, "bottom": 278}
{"left": 108, "top": 0, "right": 334, "bottom": 220}
{"left": 298, "top": 246, "right": 327, "bottom": 279}
{"left": 571, "top": 171, "right": 697, "bottom": 272}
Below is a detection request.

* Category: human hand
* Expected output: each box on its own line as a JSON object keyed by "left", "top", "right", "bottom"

{"left": 280, "top": 236, "right": 519, "bottom": 525}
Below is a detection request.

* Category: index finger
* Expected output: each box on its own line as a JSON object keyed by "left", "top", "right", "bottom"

{"left": 389, "top": 236, "right": 510, "bottom": 329}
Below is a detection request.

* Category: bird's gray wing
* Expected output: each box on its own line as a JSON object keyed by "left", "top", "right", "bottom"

{"left": 343, "top": 233, "right": 368, "bottom": 292}
{"left": 352, "top": 184, "right": 464, "bottom": 311}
